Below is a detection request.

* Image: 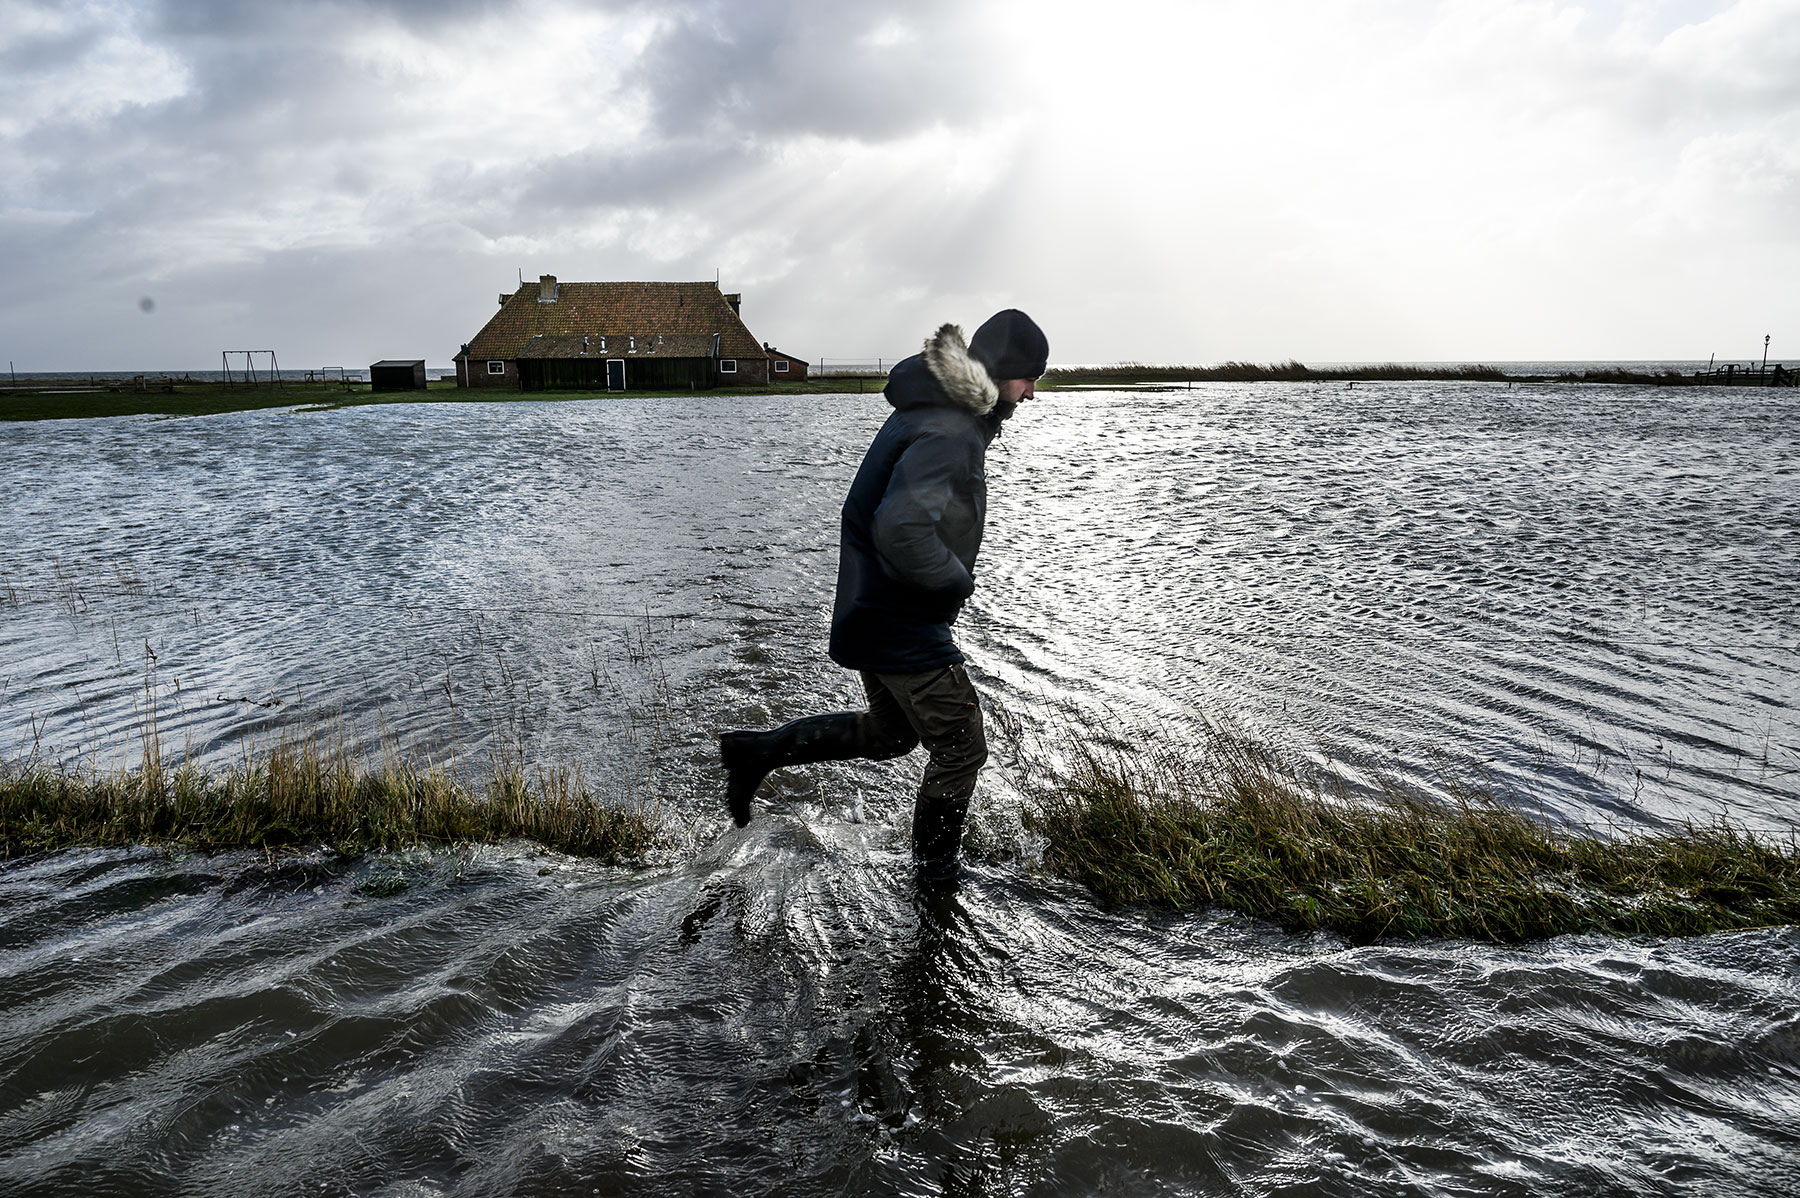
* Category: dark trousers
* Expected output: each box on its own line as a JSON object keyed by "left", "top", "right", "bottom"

{"left": 858, "top": 663, "right": 988, "bottom": 803}
{"left": 724, "top": 663, "right": 986, "bottom": 867}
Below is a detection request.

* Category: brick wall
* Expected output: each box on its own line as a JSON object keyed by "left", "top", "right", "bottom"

{"left": 720, "top": 355, "right": 771, "bottom": 385}
{"left": 461, "top": 357, "right": 519, "bottom": 388}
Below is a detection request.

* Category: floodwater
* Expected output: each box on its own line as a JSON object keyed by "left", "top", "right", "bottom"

{"left": 2, "top": 384, "right": 1797, "bottom": 1195}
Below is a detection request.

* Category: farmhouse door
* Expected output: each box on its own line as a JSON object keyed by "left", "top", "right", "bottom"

{"left": 607, "top": 359, "right": 625, "bottom": 390}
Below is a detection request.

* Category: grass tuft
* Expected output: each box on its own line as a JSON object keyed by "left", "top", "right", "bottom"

{"left": 1, "top": 735, "right": 661, "bottom": 864}
{"left": 1019, "top": 722, "right": 1800, "bottom": 943}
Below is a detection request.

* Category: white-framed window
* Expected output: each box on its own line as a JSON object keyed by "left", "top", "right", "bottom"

{"left": 774, "top": 359, "right": 789, "bottom": 372}
{"left": 487, "top": 360, "right": 505, "bottom": 375}
{"left": 719, "top": 359, "right": 737, "bottom": 373}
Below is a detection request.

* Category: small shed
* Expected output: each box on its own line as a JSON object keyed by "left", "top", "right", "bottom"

{"left": 764, "top": 344, "right": 809, "bottom": 381}
{"left": 370, "top": 360, "right": 428, "bottom": 391}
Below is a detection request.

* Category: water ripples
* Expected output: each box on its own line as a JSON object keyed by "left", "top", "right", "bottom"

{"left": 3, "top": 385, "right": 1799, "bottom": 1193}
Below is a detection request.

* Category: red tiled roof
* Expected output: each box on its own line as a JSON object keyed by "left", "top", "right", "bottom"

{"left": 463, "top": 281, "right": 768, "bottom": 361}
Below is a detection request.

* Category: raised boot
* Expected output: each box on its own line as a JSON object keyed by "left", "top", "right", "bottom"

{"left": 719, "top": 713, "right": 868, "bottom": 827}
{"left": 911, "top": 792, "right": 970, "bottom": 889}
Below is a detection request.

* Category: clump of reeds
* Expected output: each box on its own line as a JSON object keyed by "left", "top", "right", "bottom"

{"left": 1019, "top": 722, "right": 1800, "bottom": 943}
{"left": 1041, "top": 361, "right": 1519, "bottom": 386}
{"left": 1, "top": 735, "right": 661, "bottom": 864}
{"left": 1547, "top": 368, "right": 1694, "bottom": 386}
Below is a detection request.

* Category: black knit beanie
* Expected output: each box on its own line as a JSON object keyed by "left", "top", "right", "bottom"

{"left": 968, "top": 309, "right": 1048, "bottom": 381}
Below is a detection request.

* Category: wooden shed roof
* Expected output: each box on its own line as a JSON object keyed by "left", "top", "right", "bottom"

{"left": 464, "top": 281, "right": 767, "bottom": 361}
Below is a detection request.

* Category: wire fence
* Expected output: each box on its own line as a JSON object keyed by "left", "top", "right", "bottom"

{"left": 811, "top": 358, "right": 895, "bottom": 378}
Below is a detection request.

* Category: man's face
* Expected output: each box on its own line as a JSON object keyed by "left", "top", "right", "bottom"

{"left": 992, "top": 376, "right": 1036, "bottom": 421}
{"left": 997, "top": 377, "right": 1036, "bottom": 407}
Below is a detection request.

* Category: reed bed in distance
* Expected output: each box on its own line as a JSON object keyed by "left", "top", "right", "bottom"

{"left": 1018, "top": 721, "right": 1800, "bottom": 943}
{"left": 1039, "top": 361, "right": 1701, "bottom": 387}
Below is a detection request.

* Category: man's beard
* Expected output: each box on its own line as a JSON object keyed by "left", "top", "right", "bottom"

{"left": 992, "top": 396, "right": 1019, "bottom": 422}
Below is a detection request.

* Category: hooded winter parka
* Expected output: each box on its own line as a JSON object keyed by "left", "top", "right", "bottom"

{"left": 829, "top": 324, "right": 1003, "bottom": 675}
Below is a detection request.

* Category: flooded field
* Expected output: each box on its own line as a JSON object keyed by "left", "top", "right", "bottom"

{"left": 2, "top": 384, "right": 1797, "bottom": 1194}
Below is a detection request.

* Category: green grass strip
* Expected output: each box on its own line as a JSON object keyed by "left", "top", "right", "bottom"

{"left": 1020, "top": 730, "right": 1800, "bottom": 942}
{"left": 0, "top": 377, "right": 887, "bottom": 422}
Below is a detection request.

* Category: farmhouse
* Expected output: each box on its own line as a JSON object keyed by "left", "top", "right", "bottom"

{"left": 455, "top": 277, "right": 771, "bottom": 390}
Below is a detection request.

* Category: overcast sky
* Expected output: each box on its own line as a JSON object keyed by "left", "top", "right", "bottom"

{"left": 2, "top": 0, "right": 1796, "bottom": 369}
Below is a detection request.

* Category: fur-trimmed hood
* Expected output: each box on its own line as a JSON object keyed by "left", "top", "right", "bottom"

{"left": 922, "top": 323, "right": 998, "bottom": 415}
{"left": 886, "top": 323, "right": 998, "bottom": 417}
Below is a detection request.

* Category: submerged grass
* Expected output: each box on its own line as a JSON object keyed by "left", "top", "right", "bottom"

{"left": 1020, "top": 723, "right": 1800, "bottom": 943}
{"left": 1, "top": 735, "right": 661, "bottom": 864}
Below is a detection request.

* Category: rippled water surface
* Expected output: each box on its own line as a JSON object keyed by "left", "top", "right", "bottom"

{"left": 3, "top": 385, "right": 1798, "bottom": 1195}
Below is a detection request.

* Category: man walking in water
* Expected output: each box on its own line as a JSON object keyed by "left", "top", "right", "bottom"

{"left": 720, "top": 309, "right": 1049, "bottom": 885}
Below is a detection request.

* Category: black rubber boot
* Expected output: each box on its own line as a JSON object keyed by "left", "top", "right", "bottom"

{"left": 719, "top": 713, "right": 868, "bottom": 827}
{"left": 911, "top": 792, "right": 970, "bottom": 890}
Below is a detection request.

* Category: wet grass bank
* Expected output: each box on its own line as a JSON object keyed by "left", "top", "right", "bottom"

{"left": 1, "top": 740, "right": 660, "bottom": 864}
{"left": 1019, "top": 725, "right": 1800, "bottom": 942}
{"left": 0, "top": 377, "right": 881, "bottom": 422}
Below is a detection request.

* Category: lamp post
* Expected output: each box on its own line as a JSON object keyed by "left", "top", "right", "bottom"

{"left": 1762, "top": 334, "right": 1771, "bottom": 383}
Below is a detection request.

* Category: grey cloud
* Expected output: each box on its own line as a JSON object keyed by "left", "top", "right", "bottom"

{"left": 518, "top": 141, "right": 764, "bottom": 211}
{"left": 17, "top": 36, "right": 405, "bottom": 212}
{"left": 0, "top": 23, "right": 98, "bottom": 74}
{"left": 497, "top": 1, "right": 1012, "bottom": 226}
{"left": 631, "top": 0, "right": 998, "bottom": 141}
{"left": 146, "top": 0, "right": 522, "bottom": 38}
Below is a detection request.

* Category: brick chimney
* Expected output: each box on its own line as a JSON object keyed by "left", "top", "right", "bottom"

{"left": 538, "top": 274, "right": 558, "bottom": 303}
{"left": 723, "top": 292, "right": 741, "bottom": 314}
